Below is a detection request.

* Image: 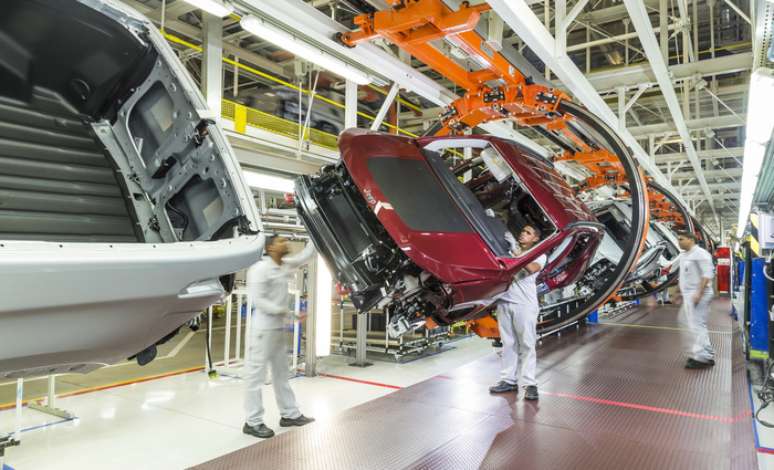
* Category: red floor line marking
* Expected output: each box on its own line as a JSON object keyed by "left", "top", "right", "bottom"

{"left": 758, "top": 447, "right": 774, "bottom": 455}
{"left": 543, "top": 391, "right": 735, "bottom": 423}
{"left": 317, "top": 373, "right": 402, "bottom": 390}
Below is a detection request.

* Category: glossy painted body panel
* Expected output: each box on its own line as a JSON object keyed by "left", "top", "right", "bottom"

{"left": 339, "top": 130, "right": 602, "bottom": 311}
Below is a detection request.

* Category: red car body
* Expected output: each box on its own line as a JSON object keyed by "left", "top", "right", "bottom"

{"left": 297, "top": 129, "right": 604, "bottom": 331}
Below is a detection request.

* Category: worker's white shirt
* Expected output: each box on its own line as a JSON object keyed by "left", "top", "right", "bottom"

{"left": 499, "top": 254, "right": 547, "bottom": 308}
{"left": 677, "top": 245, "right": 714, "bottom": 294}
{"left": 246, "top": 243, "right": 315, "bottom": 331}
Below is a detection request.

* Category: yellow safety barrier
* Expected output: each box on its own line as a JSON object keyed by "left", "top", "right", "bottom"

{"left": 161, "top": 31, "right": 421, "bottom": 142}
{"left": 224, "top": 99, "right": 340, "bottom": 150}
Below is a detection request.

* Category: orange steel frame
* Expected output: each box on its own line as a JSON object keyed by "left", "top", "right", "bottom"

{"left": 340, "top": 0, "right": 621, "bottom": 191}
{"left": 340, "top": 0, "right": 654, "bottom": 339}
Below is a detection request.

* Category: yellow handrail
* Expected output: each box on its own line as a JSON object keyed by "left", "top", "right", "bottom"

{"left": 162, "top": 31, "right": 421, "bottom": 140}
{"left": 223, "top": 98, "right": 340, "bottom": 149}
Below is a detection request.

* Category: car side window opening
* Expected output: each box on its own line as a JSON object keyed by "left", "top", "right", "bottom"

{"left": 435, "top": 144, "right": 555, "bottom": 258}
{"left": 596, "top": 205, "right": 630, "bottom": 251}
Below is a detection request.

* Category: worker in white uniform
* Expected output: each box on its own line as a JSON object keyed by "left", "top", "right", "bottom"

{"left": 243, "top": 235, "right": 316, "bottom": 439}
{"left": 489, "top": 224, "right": 546, "bottom": 400}
{"left": 665, "top": 231, "right": 716, "bottom": 369}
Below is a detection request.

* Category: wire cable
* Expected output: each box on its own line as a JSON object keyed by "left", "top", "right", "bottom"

{"left": 757, "top": 360, "right": 774, "bottom": 428}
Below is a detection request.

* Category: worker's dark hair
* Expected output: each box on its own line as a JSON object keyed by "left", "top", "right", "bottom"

{"left": 677, "top": 231, "right": 698, "bottom": 242}
{"left": 264, "top": 234, "right": 280, "bottom": 252}
{"left": 523, "top": 223, "right": 542, "bottom": 240}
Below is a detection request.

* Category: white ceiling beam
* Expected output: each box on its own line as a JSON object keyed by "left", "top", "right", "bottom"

{"left": 488, "top": 0, "right": 681, "bottom": 199}
{"left": 566, "top": 20, "right": 682, "bottom": 53}
{"left": 562, "top": 0, "right": 590, "bottom": 30}
{"left": 119, "top": 0, "right": 287, "bottom": 76}
{"left": 240, "top": 0, "right": 551, "bottom": 158}
{"left": 656, "top": 146, "right": 744, "bottom": 163}
{"left": 623, "top": 0, "right": 717, "bottom": 223}
{"left": 722, "top": 0, "right": 752, "bottom": 25}
{"left": 604, "top": 83, "right": 749, "bottom": 108}
{"left": 672, "top": 167, "right": 743, "bottom": 179}
{"left": 584, "top": 52, "right": 753, "bottom": 91}
{"left": 370, "top": 83, "right": 400, "bottom": 130}
{"left": 579, "top": 0, "right": 660, "bottom": 25}
{"left": 146, "top": 1, "right": 198, "bottom": 21}
{"left": 628, "top": 113, "right": 745, "bottom": 137}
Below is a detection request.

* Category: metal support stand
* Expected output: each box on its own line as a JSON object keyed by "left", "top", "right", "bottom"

{"left": 28, "top": 376, "right": 74, "bottom": 419}
{"left": 349, "top": 312, "right": 372, "bottom": 367}
{"left": 305, "top": 258, "right": 318, "bottom": 377}
{"left": 0, "top": 433, "right": 19, "bottom": 469}
{"left": 292, "top": 281, "right": 302, "bottom": 373}
{"left": 1, "top": 379, "right": 23, "bottom": 468}
{"left": 223, "top": 294, "right": 233, "bottom": 368}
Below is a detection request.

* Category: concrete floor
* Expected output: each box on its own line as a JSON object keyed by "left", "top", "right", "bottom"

{"left": 0, "top": 334, "right": 493, "bottom": 470}
{"left": 0, "top": 315, "right": 238, "bottom": 408}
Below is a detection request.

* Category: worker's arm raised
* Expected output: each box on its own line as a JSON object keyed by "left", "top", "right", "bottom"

{"left": 513, "top": 255, "right": 547, "bottom": 281}
{"left": 282, "top": 242, "right": 316, "bottom": 271}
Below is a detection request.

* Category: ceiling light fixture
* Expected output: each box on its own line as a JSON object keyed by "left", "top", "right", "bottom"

{"left": 240, "top": 15, "right": 372, "bottom": 85}
{"left": 242, "top": 170, "right": 295, "bottom": 193}
{"left": 736, "top": 68, "right": 774, "bottom": 238}
{"left": 180, "top": 0, "right": 233, "bottom": 18}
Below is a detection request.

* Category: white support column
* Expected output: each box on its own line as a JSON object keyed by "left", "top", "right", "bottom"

{"left": 232, "top": 56, "right": 239, "bottom": 97}
{"left": 305, "top": 259, "right": 318, "bottom": 377}
{"left": 586, "top": 25, "right": 591, "bottom": 73}
{"left": 350, "top": 312, "right": 372, "bottom": 368}
{"left": 625, "top": 84, "right": 651, "bottom": 113}
{"left": 623, "top": 0, "right": 718, "bottom": 225}
{"left": 486, "top": 12, "right": 504, "bottom": 51}
{"left": 202, "top": 14, "right": 223, "bottom": 120}
{"left": 370, "top": 83, "right": 400, "bottom": 131}
{"left": 344, "top": 79, "right": 358, "bottom": 131}
{"left": 659, "top": 0, "right": 668, "bottom": 61}
{"left": 563, "top": 0, "right": 590, "bottom": 30}
{"left": 617, "top": 87, "right": 626, "bottom": 132}
{"left": 489, "top": 0, "right": 680, "bottom": 199}
{"left": 544, "top": 0, "right": 551, "bottom": 80}
{"left": 555, "top": 0, "right": 567, "bottom": 56}
{"left": 624, "top": 19, "right": 630, "bottom": 65}
{"left": 723, "top": 0, "right": 752, "bottom": 25}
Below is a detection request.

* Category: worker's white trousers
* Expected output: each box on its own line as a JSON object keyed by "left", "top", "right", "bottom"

{"left": 497, "top": 301, "right": 538, "bottom": 386}
{"left": 244, "top": 328, "right": 301, "bottom": 426}
{"left": 681, "top": 290, "right": 715, "bottom": 362}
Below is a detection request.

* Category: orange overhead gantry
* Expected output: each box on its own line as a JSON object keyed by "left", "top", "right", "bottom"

{"left": 338, "top": 0, "right": 607, "bottom": 175}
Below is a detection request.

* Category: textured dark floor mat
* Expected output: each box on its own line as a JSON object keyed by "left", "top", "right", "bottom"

{"left": 191, "top": 300, "right": 756, "bottom": 470}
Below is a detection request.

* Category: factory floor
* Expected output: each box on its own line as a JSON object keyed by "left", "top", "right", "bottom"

{"left": 0, "top": 330, "right": 493, "bottom": 470}
{"left": 0, "top": 299, "right": 769, "bottom": 469}
{"left": 192, "top": 300, "right": 760, "bottom": 470}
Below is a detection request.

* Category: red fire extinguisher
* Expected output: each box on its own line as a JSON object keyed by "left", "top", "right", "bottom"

{"left": 715, "top": 246, "right": 731, "bottom": 295}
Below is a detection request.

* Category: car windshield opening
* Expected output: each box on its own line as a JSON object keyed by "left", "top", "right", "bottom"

{"left": 422, "top": 144, "right": 556, "bottom": 258}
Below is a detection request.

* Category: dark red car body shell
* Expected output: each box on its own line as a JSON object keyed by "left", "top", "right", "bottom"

{"left": 338, "top": 130, "right": 602, "bottom": 312}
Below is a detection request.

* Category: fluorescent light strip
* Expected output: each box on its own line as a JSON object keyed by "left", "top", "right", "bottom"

{"left": 240, "top": 15, "right": 372, "bottom": 85}
{"left": 180, "top": 0, "right": 233, "bottom": 17}
{"left": 242, "top": 169, "right": 295, "bottom": 193}
{"left": 315, "top": 254, "right": 333, "bottom": 357}
{"left": 736, "top": 68, "right": 774, "bottom": 238}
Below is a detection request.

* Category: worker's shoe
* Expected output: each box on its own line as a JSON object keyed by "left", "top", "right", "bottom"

{"left": 243, "top": 423, "right": 275, "bottom": 439}
{"left": 280, "top": 415, "right": 315, "bottom": 427}
{"left": 685, "top": 358, "right": 714, "bottom": 369}
{"left": 524, "top": 385, "right": 539, "bottom": 401}
{"left": 489, "top": 381, "right": 518, "bottom": 393}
